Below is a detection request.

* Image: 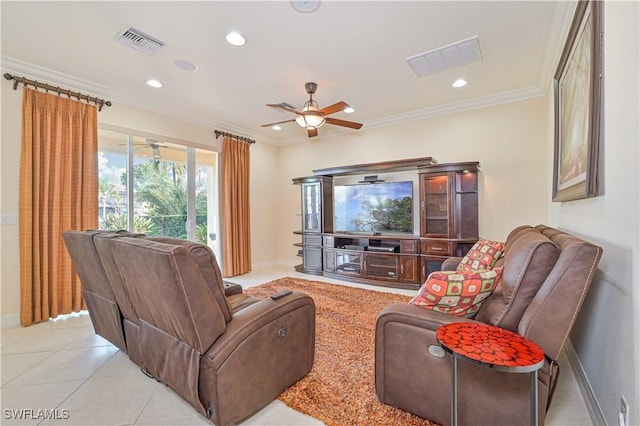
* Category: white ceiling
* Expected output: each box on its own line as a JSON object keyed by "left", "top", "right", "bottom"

{"left": 1, "top": 1, "right": 575, "bottom": 145}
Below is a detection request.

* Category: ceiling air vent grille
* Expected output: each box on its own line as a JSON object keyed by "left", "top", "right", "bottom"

{"left": 406, "top": 36, "right": 482, "bottom": 78}
{"left": 117, "top": 27, "right": 165, "bottom": 56}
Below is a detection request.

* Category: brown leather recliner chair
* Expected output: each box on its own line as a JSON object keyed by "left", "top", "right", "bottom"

{"left": 108, "top": 236, "right": 315, "bottom": 426}
{"left": 375, "top": 225, "right": 602, "bottom": 426}
{"left": 64, "top": 230, "right": 247, "bottom": 369}
{"left": 62, "top": 230, "right": 130, "bottom": 352}
{"left": 92, "top": 231, "right": 146, "bottom": 366}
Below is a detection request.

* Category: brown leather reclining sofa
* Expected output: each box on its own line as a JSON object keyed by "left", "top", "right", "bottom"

{"left": 63, "top": 230, "right": 315, "bottom": 425}
{"left": 375, "top": 225, "right": 602, "bottom": 425}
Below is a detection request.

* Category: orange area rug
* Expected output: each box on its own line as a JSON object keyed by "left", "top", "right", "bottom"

{"left": 245, "top": 277, "right": 437, "bottom": 426}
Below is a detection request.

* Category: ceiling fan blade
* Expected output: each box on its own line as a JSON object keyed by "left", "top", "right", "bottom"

{"left": 318, "top": 101, "right": 349, "bottom": 116}
{"left": 261, "top": 119, "right": 296, "bottom": 128}
{"left": 266, "top": 103, "right": 303, "bottom": 115}
{"left": 325, "top": 117, "right": 363, "bottom": 129}
{"left": 307, "top": 127, "right": 318, "bottom": 138}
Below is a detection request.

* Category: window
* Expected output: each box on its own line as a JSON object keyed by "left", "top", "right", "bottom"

{"left": 98, "top": 129, "right": 220, "bottom": 258}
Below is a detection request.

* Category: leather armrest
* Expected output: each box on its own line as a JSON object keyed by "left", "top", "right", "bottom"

{"left": 204, "top": 291, "right": 315, "bottom": 367}
{"left": 376, "top": 303, "right": 477, "bottom": 333}
{"left": 441, "top": 256, "right": 463, "bottom": 271}
{"left": 223, "top": 281, "right": 243, "bottom": 297}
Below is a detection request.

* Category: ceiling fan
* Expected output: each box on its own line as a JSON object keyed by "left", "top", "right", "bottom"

{"left": 118, "top": 139, "right": 175, "bottom": 159}
{"left": 262, "top": 82, "right": 363, "bottom": 138}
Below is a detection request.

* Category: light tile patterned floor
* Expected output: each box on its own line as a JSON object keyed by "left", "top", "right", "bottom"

{"left": 0, "top": 266, "right": 592, "bottom": 425}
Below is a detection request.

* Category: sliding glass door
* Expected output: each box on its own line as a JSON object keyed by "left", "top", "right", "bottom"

{"left": 98, "top": 129, "right": 220, "bottom": 258}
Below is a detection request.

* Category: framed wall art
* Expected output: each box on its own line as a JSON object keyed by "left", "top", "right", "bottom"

{"left": 552, "top": 0, "right": 603, "bottom": 202}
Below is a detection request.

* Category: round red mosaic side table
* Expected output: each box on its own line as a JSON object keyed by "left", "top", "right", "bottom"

{"left": 436, "top": 322, "right": 545, "bottom": 426}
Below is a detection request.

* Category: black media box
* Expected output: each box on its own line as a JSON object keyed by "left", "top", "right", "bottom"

{"left": 366, "top": 245, "right": 400, "bottom": 253}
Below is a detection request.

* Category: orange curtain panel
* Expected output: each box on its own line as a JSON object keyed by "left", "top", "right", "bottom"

{"left": 221, "top": 136, "right": 252, "bottom": 277}
{"left": 19, "top": 87, "right": 98, "bottom": 326}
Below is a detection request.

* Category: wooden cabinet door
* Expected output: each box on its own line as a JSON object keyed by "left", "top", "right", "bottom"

{"left": 453, "top": 171, "right": 479, "bottom": 239}
{"left": 323, "top": 249, "right": 336, "bottom": 273}
{"left": 399, "top": 256, "right": 418, "bottom": 283}
{"left": 420, "top": 173, "right": 452, "bottom": 238}
{"left": 303, "top": 247, "right": 322, "bottom": 272}
{"left": 419, "top": 256, "right": 450, "bottom": 283}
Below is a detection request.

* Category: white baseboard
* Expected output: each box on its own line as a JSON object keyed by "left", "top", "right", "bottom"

{"left": 1, "top": 313, "right": 20, "bottom": 329}
{"left": 251, "top": 260, "right": 276, "bottom": 271}
{"left": 564, "top": 339, "right": 606, "bottom": 426}
{"left": 250, "top": 259, "right": 298, "bottom": 270}
{"left": 277, "top": 259, "right": 299, "bottom": 268}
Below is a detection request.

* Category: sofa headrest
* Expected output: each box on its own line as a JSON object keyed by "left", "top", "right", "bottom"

{"left": 62, "top": 230, "right": 115, "bottom": 301}
{"left": 475, "top": 226, "right": 560, "bottom": 331}
{"left": 147, "top": 237, "right": 233, "bottom": 323}
{"left": 518, "top": 225, "right": 603, "bottom": 359}
{"left": 92, "top": 230, "right": 144, "bottom": 322}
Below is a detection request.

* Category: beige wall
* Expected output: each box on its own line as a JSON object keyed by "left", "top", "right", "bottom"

{"left": 0, "top": 89, "right": 278, "bottom": 324}
{"left": 1, "top": 87, "right": 23, "bottom": 326}
{"left": 549, "top": 2, "right": 640, "bottom": 424}
{"left": 276, "top": 97, "right": 550, "bottom": 265}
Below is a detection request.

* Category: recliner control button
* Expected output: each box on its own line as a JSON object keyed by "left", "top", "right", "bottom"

{"left": 428, "top": 345, "right": 445, "bottom": 358}
{"left": 278, "top": 326, "right": 288, "bottom": 338}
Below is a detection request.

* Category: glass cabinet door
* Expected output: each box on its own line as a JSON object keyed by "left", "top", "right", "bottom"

{"left": 302, "top": 182, "right": 321, "bottom": 233}
{"left": 422, "top": 174, "right": 450, "bottom": 237}
{"left": 364, "top": 254, "right": 398, "bottom": 280}
{"left": 335, "top": 252, "right": 362, "bottom": 275}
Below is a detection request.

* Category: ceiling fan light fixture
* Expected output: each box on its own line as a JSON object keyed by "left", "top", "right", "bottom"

{"left": 295, "top": 115, "right": 326, "bottom": 129}
{"left": 343, "top": 106, "right": 355, "bottom": 113}
{"left": 263, "top": 82, "right": 361, "bottom": 136}
{"left": 151, "top": 147, "right": 161, "bottom": 159}
{"left": 296, "top": 105, "right": 326, "bottom": 128}
{"left": 271, "top": 125, "right": 282, "bottom": 131}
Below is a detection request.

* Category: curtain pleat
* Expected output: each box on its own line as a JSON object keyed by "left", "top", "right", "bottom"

{"left": 19, "top": 87, "right": 98, "bottom": 326}
{"left": 221, "top": 137, "right": 251, "bottom": 277}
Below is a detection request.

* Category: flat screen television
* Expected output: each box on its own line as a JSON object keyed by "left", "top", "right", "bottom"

{"left": 334, "top": 181, "right": 413, "bottom": 234}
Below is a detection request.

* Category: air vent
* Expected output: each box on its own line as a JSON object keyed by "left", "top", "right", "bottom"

{"left": 406, "top": 36, "right": 482, "bottom": 78}
{"left": 117, "top": 27, "right": 165, "bottom": 56}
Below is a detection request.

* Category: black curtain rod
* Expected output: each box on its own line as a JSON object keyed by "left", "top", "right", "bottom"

{"left": 214, "top": 130, "right": 255, "bottom": 144}
{"left": 3, "top": 73, "right": 112, "bottom": 111}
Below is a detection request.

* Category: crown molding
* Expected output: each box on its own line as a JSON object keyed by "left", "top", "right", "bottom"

{"left": 2, "top": 56, "right": 113, "bottom": 99}
{"left": 364, "top": 85, "right": 545, "bottom": 132}
{"left": 536, "top": 0, "right": 578, "bottom": 96}
{"left": 1, "top": 56, "right": 272, "bottom": 145}
{"left": 2, "top": 55, "right": 544, "bottom": 147}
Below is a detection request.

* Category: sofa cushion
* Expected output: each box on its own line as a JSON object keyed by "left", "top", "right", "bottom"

{"left": 457, "top": 239, "right": 505, "bottom": 272}
{"left": 475, "top": 227, "right": 560, "bottom": 331}
{"left": 147, "top": 237, "right": 233, "bottom": 323}
{"left": 410, "top": 268, "right": 503, "bottom": 317}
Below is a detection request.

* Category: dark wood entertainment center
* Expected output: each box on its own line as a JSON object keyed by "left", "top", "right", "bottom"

{"left": 293, "top": 158, "right": 479, "bottom": 290}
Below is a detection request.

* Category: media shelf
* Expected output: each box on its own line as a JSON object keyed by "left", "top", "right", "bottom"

{"left": 293, "top": 159, "right": 479, "bottom": 289}
{"left": 322, "top": 233, "right": 420, "bottom": 290}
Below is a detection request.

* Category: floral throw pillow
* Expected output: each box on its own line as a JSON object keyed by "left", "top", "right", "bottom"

{"left": 409, "top": 268, "right": 503, "bottom": 317}
{"left": 457, "top": 239, "right": 505, "bottom": 272}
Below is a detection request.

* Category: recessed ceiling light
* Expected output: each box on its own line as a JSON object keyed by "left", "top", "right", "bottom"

{"left": 291, "top": 0, "right": 321, "bottom": 13}
{"left": 452, "top": 79, "right": 468, "bottom": 88}
{"left": 343, "top": 106, "right": 355, "bottom": 113}
{"left": 146, "top": 79, "right": 163, "bottom": 88}
{"left": 272, "top": 125, "right": 282, "bottom": 131}
{"left": 226, "top": 32, "right": 246, "bottom": 46}
{"left": 174, "top": 59, "right": 199, "bottom": 72}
